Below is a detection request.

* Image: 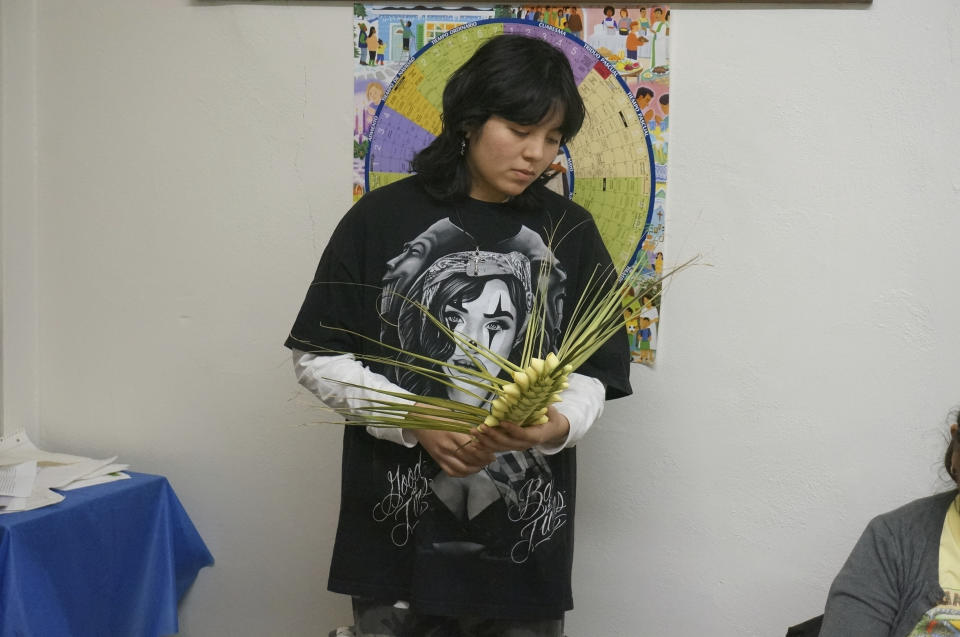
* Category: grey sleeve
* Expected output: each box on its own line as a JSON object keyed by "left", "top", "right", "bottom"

{"left": 819, "top": 518, "right": 901, "bottom": 637}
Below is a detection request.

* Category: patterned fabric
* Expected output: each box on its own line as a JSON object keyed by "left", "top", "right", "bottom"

{"left": 484, "top": 448, "right": 553, "bottom": 510}
{"left": 351, "top": 598, "right": 564, "bottom": 637}
{"left": 907, "top": 605, "right": 960, "bottom": 636}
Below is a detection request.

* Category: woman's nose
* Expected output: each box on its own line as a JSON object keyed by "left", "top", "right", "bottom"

{"left": 523, "top": 137, "right": 547, "bottom": 160}
{"left": 456, "top": 325, "right": 480, "bottom": 348}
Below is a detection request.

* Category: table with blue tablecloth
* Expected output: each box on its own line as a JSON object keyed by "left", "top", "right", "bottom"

{"left": 0, "top": 472, "right": 213, "bottom": 637}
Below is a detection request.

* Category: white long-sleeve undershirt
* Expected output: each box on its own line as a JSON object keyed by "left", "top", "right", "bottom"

{"left": 291, "top": 349, "right": 605, "bottom": 455}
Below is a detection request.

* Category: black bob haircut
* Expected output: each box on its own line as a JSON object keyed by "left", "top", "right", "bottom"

{"left": 411, "top": 34, "right": 586, "bottom": 207}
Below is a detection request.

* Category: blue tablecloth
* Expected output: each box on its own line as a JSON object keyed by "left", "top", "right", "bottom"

{"left": 0, "top": 472, "right": 213, "bottom": 637}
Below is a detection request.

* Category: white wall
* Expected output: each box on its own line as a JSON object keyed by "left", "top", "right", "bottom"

{"left": 1, "top": 0, "right": 39, "bottom": 437}
{"left": 2, "top": 0, "right": 958, "bottom": 635}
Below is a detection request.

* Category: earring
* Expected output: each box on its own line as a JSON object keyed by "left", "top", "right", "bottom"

{"left": 459, "top": 138, "right": 466, "bottom": 157}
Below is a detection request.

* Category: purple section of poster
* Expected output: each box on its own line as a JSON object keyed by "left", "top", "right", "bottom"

{"left": 368, "top": 104, "right": 436, "bottom": 173}
{"left": 503, "top": 21, "right": 596, "bottom": 85}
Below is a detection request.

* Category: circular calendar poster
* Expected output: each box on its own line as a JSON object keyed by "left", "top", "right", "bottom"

{"left": 365, "top": 18, "right": 655, "bottom": 272}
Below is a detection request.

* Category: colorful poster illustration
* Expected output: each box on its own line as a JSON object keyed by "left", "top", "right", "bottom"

{"left": 352, "top": 4, "right": 670, "bottom": 365}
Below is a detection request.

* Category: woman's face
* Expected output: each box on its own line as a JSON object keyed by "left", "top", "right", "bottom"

{"left": 442, "top": 278, "right": 519, "bottom": 403}
{"left": 465, "top": 113, "right": 563, "bottom": 203}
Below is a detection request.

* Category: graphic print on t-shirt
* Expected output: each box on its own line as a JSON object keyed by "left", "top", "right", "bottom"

{"left": 376, "top": 215, "right": 568, "bottom": 563}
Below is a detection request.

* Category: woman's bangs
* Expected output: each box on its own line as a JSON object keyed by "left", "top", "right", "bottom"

{"left": 455, "top": 278, "right": 488, "bottom": 305}
{"left": 494, "top": 82, "right": 557, "bottom": 125}
{"left": 493, "top": 75, "right": 582, "bottom": 140}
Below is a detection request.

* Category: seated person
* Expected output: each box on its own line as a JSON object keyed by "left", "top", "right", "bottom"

{"left": 820, "top": 409, "right": 960, "bottom": 636}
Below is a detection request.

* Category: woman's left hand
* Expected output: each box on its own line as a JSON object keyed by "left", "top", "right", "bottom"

{"left": 472, "top": 406, "right": 570, "bottom": 452}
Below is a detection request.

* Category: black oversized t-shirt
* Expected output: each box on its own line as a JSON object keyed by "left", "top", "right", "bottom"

{"left": 285, "top": 176, "right": 631, "bottom": 619}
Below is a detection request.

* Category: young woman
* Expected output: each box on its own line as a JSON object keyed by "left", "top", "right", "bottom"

{"left": 821, "top": 409, "right": 960, "bottom": 636}
{"left": 286, "top": 34, "right": 631, "bottom": 635}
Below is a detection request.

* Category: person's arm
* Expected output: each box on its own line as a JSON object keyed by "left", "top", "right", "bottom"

{"left": 293, "top": 350, "right": 497, "bottom": 472}
{"left": 820, "top": 517, "right": 902, "bottom": 637}
{"left": 292, "top": 349, "right": 418, "bottom": 447}
{"left": 543, "top": 372, "right": 605, "bottom": 452}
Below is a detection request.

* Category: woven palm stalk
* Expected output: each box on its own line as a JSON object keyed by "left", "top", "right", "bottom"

{"left": 297, "top": 255, "right": 690, "bottom": 433}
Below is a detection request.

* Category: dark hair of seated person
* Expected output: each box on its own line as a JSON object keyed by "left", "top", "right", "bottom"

{"left": 945, "top": 410, "right": 960, "bottom": 483}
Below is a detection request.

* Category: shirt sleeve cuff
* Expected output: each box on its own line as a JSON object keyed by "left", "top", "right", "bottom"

{"left": 292, "top": 349, "right": 418, "bottom": 448}
{"left": 536, "top": 372, "right": 606, "bottom": 455}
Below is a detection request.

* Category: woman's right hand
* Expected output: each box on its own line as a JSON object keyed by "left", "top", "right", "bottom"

{"left": 411, "top": 406, "right": 495, "bottom": 477}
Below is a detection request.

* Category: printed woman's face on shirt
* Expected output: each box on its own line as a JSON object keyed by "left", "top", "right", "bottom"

{"left": 442, "top": 278, "right": 518, "bottom": 404}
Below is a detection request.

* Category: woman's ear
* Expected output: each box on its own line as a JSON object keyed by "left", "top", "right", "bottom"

{"left": 462, "top": 121, "right": 482, "bottom": 141}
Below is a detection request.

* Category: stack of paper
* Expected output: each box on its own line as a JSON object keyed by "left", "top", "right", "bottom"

{"left": 0, "top": 431, "right": 129, "bottom": 513}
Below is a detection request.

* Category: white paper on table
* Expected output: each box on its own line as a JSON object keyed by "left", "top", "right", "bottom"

{"left": 0, "top": 483, "right": 65, "bottom": 514}
{"left": 55, "top": 462, "right": 129, "bottom": 490}
{"left": 35, "top": 457, "right": 119, "bottom": 490}
{"left": 0, "top": 431, "right": 129, "bottom": 512}
{"left": 60, "top": 471, "right": 130, "bottom": 491}
{"left": 0, "top": 461, "right": 37, "bottom": 497}
{"left": 76, "top": 462, "right": 128, "bottom": 481}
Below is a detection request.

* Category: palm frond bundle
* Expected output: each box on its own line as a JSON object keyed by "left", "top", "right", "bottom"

{"left": 294, "top": 251, "right": 692, "bottom": 433}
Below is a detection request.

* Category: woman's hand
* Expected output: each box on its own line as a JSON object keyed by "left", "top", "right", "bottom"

{"left": 473, "top": 406, "right": 570, "bottom": 453}
{"left": 410, "top": 403, "right": 496, "bottom": 477}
